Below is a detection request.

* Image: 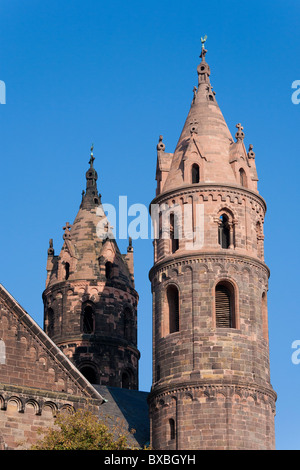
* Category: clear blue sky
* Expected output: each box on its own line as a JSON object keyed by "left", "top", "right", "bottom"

{"left": 0, "top": 0, "right": 299, "bottom": 450}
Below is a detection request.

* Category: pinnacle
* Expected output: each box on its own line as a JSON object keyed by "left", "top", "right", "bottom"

{"left": 81, "top": 145, "right": 101, "bottom": 209}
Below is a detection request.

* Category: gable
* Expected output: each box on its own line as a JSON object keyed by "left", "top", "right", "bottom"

{"left": 100, "top": 238, "right": 134, "bottom": 285}
{"left": 0, "top": 283, "right": 104, "bottom": 402}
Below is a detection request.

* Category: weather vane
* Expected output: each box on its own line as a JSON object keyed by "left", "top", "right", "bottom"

{"left": 89, "top": 143, "right": 95, "bottom": 166}
{"left": 201, "top": 35, "right": 207, "bottom": 49}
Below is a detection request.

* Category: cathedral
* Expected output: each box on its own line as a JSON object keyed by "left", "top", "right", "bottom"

{"left": 0, "top": 43, "right": 276, "bottom": 450}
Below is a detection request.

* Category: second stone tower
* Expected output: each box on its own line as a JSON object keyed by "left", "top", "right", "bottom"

{"left": 43, "top": 147, "right": 140, "bottom": 389}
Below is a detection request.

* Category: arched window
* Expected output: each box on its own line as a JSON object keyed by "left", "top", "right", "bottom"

{"left": 218, "top": 214, "right": 230, "bottom": 249}
{"left": 215, "top": 282, "right": 235, "bottom": 328}
{"left": 239, "top": 168, "right": 247, "bottom": 187}
{"left": 191, "top": 164, "right": 200, "bottom": 184}
{"left": 170, "top": 213, "right": 179, "bottom": 253}
{"left": 122, "top": 371, "right": 131, "bottom": 389}
{"left": 0, "top": 340, "right": 6, "bottom": 365}
{"left": 169, "top": 418, "right": 176, "bottom": 441}
{"left": 159, "top": 211, "right": 162, "bottom": 238}
{"left": 46, "top": 308, "right": 54, "bottom": 337}
{"left": 167, "top": 285, "right": 179, "bottom": 334}
{"left": 156, "top": 364, "right": 161, "bottom": 382}
{"left": 105, "top": 261, "right": 113, "bottom": 280}
{"left": 123, "top": 307, "right": 132, "bottom": 341}
{"left": 80, "top": 366, "right": 98, "bottom": 384}
{"left": 65, "top": 262, "right": 70, "bottom": 280}
{"left": 82, "top": 304, "right": 94, "bottom": 334}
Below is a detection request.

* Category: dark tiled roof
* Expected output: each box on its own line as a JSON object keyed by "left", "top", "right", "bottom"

{"left": 94, "top": 385, "right": 150, "bottom": 448}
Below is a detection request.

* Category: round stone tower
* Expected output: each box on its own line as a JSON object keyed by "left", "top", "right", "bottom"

{"left": 148, "top": 44, "right": 276, "bottom": 449}
{"left": 43, "top": 147, "right": 140, "bottom": 389}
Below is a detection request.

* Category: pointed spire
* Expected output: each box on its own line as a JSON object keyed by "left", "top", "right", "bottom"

{"left": 161, "top": 40, "right": 237, "bottom": 192}
{"left": 197, "top": 35, "right": 210, "bottom": 85}
{"left": 80, "top": 144, "right": 100, "bottom": 209}
{"left": 86, "top": 143, "right": 97, "bottom": 188}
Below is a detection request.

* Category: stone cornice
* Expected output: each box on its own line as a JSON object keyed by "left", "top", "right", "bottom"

{"left": 148, "top": 378, "right": 277, "bottom": 405}
{"left": 57, "top": 336, "right": 141, "bottom": 359}
{"left": 43, "top": 278, "right": 138, "bottom": 300}
{"left": 0, "top": 382, "right": 101, "bottom": 406}
{"left": 149, "top": 251, "right": 270, "bottom": 281}
{"left": 150, "top": 182, "right": 267, "bottom": 212}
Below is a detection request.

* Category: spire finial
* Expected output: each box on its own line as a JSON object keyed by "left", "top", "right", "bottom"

{"left": 157, "top": 135, "right": 165, "bottom": 152}
{"left": 197, "top": 36, "right": 210, "bottom": 85}
{"left": 63, "top": 222, "right": 72, "bottom": 240}
{"left": 235, "top": 123, "right": 245, "bottom": 142}
{"left": 89, "top": 143, "right": 95, "bottom": 167}
{"left": 201, "top": 35, "right": 207, "bottom": 50}
{"left": 248, "top": 144, "right": 256, "bottom": 159}
{"left": 127, "top": 236, "right": 133, "bottom": 252}
{"left": 83, "top": 143, "right": 98, "bottom": 205}
{"left": 48, "top": 238, "right": 54, "bottom": 256}
{"left": 200, "top": 35, "right": 208, "bottom": 61}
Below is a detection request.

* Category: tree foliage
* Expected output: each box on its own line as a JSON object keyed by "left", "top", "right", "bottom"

{"left": 31, "top": 409, "right": 134, "bottom": 450}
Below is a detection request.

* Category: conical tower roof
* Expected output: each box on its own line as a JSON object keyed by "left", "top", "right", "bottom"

{"left": 162, "top": 41, "right": 239, "bottom": 192}
{"left": 66, "top": 145, "right": 105, "bottom": 279}
{"left": 45, "top": 147, "right": 134, "bottom": 288}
